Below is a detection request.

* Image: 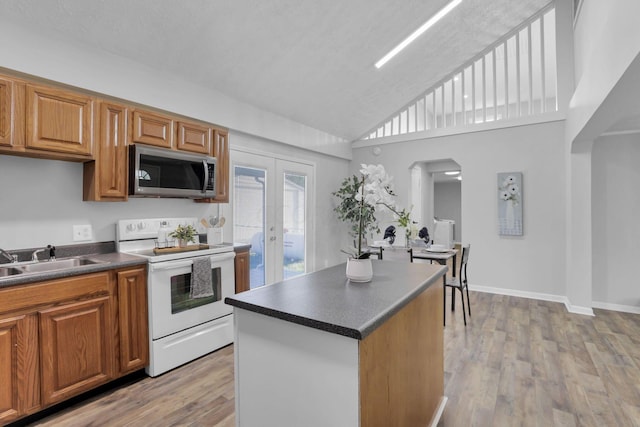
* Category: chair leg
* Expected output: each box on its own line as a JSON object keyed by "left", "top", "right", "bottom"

{"left": 451, "top": 287, "right": 456, "bottom": 311}
{"left": 443, "top": 281, "right": 446, "bottom": 327}
{"left": 465, "top": 284, "right": 471, "bottom": 317}
{"left": 459, "top": 286, "right": 467, "bottom": 325}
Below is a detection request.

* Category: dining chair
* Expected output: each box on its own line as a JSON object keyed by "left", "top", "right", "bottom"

{"left": 445, "top": 245, "right": 470, "bottom": 325}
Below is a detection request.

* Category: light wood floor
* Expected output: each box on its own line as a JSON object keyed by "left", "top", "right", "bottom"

{"left": 18, "top": 290, "right": 640, "bottom": 427}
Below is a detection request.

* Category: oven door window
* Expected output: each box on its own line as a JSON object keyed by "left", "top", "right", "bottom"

{"left": 170, "top": 267, "right": 222, "bottom": 314}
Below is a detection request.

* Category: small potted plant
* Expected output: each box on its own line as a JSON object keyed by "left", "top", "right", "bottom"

{"left": 169, "top": 224, "right": 197, "bottom": 247}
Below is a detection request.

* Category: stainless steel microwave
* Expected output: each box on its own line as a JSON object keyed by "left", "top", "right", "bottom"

{"left": 129, "top": 144, "right": 216, "bottom": 198}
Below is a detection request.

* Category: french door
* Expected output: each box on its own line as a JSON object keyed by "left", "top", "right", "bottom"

{"left": 231, "top": 150, "right": 314, "bottom": 288}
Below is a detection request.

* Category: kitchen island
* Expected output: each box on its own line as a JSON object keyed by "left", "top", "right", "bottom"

{"left": 225, "top": 260, "right": 447, "bottom": 427}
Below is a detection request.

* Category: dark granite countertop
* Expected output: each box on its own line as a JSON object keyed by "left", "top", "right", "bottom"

{"left": 233, "top": 243, "right": 251, "bottom": 252}
{"left": 225, "top": 260, "right": 446, "bottom": 340}
{"left": 0, "top": 242, "right": 147, "bottom": 289}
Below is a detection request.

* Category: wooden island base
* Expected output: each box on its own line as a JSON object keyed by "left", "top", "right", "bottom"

{"left": 360, "top": 282, "right": 445, "bottom": 426}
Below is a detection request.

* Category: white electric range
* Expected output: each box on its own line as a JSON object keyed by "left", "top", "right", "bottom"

{"left": 117, "top": 217, "right": 235, "bottom": 377}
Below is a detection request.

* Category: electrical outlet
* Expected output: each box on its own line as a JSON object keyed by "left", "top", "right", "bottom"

{"left": 73, "top": 224, "right": 93, "bottom": 242}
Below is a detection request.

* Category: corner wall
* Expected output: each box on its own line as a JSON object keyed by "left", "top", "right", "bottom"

{"left": 592, "top": 134, "right": 640, "bottom": 312}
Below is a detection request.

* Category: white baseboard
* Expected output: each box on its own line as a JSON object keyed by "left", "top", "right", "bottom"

{"left": 429, "top": 396, "right": 448, "bottom": 427}
{"left": 468, "top": 284, "right": 595, "bottom": 316}
{"left": 592, "top": 301, "right": 640, "bottom": 315}
{"left": 563, "top": 301, "right": 595, "bottom": 316}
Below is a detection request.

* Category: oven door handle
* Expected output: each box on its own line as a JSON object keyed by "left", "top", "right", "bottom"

{"left": 150, "top": 260, "right": 193, "bottom": 271}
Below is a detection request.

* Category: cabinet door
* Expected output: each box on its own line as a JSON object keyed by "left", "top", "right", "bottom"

{"left": 83, "top": 102, "right": 129, "bottom": 201}
{"left": 234, "top": 249, "right": 250, "bottom": 293}
{"left": 26, "top": 84, "right": 94, "bottom": 156}
{"left": 177, "top": 121, "right": 211, "bottom": 154}
{"left": 116, "top": 267, "right": 149, "bottom": 374}
{"left": 39, "top": 296, "right": 115, "bottom": 406}
{"left": 213, "top": 127, "right": 230, "bottom": 202}
{"left": 131, "top": 110, "right": 174, "bottom": 148}
{"left": 0, "top": 76, "right": 25, "bottom": 150}
{"left": 0, "top": 314, "right": 39, "bottom": 424}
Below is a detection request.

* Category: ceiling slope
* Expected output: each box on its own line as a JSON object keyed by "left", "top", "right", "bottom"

{"left": 0, "top": 0, "right": 551, "bottom": 141}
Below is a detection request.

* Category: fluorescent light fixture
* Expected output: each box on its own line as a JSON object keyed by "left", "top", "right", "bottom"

{"left": 375, "top": 0, "right": 463, "bottom": 69}
{"left": 444, "top": 171, "right": 460, "bottom": 175}
{"left": 457, "top": 176, "right": 462, "bottom": 181}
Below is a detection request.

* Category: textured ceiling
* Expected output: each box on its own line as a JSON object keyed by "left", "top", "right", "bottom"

{"left": 0, "top": 0, "right": 551, "bottom": 141}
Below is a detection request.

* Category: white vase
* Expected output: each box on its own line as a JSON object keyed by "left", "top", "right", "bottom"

{"left": 346, "top": 258, "right": 373, "bottom": 282}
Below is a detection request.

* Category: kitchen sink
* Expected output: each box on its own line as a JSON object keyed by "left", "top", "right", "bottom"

{"left": 18, "top": 258, "right": 105, "bottom": 273}
{"left": 0, "top": 257, "right": 106, "bottom": 277}
{"left": 0, "top": 267, "right": 23, "bottom": 277}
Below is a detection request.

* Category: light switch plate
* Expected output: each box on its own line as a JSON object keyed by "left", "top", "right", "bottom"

{"left": 73, "top": 224, "right": 93, "bottom": 242}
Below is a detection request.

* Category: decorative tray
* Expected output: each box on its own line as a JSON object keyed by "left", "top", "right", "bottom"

{"left": 153, "top": 244, "right": 210, "bottom": 254}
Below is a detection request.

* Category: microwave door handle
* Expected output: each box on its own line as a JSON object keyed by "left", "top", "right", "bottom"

{"left": 202, "top": 160, "right": 208, "bottom": 193}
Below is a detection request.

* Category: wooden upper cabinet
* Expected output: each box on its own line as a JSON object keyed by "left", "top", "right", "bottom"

{"left": 0, "top": 76, "right": 25, "bottom": 150}
{"left": 131, "top": 110, "right": 174, "bottom": 148}
{"left": 26, "top": 84, "right": 94, "bottom": 157}
{"left": 213, "top": 127, "right": 230, "bottom": 202}
{"left": 176, "top": 121, "right": 211, "bottom": 154}
{"left": 83, "top": 102, "right": 129, "bottom": 201}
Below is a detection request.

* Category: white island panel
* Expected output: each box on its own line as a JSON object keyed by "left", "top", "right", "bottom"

{"left": 235, "top": 308, "right": 359, "bottom": 427}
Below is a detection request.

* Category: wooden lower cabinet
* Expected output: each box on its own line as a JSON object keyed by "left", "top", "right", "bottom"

{"left": 39, "top": 295, "right": 115, "bottom": 406}
{"left": 0, "top": 314, "right": 39, "bottom": 424}
{"left": 0, "top": 266, "right": 148, "bottom": 425}
{"left": 234, "top": 246, "right": 250, "bottom": 293}
{"left": 116, "top": 267, "right": 149, "bottom": 374}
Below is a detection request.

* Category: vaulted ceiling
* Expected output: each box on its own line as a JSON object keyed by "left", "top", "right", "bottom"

{"left": 0, "top": 0, "right": 551, "bottom": 141}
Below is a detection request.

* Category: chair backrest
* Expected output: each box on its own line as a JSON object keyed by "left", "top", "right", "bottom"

{"left": 459, "top": 245, "right": 470, "bottom": 279}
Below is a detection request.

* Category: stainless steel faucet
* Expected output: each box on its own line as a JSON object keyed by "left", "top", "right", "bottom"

{"left": 32, "top": 248, "right": 47, "bottom": 262}
{"left": 32, "top": 245, "right": 55, "bottom": 262}
{"left": 0, "top": 248, "right": 17, "bottom": 263}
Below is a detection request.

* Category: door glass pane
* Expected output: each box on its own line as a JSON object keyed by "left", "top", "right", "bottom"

{"left": 233, "top": 166, "right": 266, "bottom": 288}
{"left": 283, "top": 172, "right": 306, "bottom": 279}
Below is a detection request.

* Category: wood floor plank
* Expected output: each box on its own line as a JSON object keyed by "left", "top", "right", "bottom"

{"left": 19, "top": 292, "right": 640, "bottom": 427}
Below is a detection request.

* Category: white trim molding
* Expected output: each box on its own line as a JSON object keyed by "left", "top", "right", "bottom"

{"left": 469, "top": 284, "right": 595, "bottom": 316}
{"left": 592, "top": 301, "right": 640, "bottom": 315}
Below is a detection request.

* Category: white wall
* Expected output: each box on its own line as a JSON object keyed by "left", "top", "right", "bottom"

{"left": 592, "top": 134, "right": 640, "bottom": 310}
{"left": 0, "top": 155, "right": 221, "bottom": 249}
{"left": 434, "top": 181, "right": 461, "bottom": 242}
{"left": 353, "top": 120, "right": 567, "bottom": 297}
{"left": 0, "top": 20, "right": 350, "bottom": 270}
{"left": 568, "top": 0, "right": 640, "bottom": 143}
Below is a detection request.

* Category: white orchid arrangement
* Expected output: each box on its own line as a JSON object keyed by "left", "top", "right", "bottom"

{"left": 333, "top": 164, "right": 411, "bottom": 258}
{"left": 499, "top": 175, "right": 520, "bottom": 206}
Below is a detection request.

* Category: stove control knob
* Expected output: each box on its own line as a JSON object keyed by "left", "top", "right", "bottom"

{"left": 137, "top": 222, "right": 147, "bottom": 230}
{"left": 126, "top": 223, "right": 136, "bottom": 232}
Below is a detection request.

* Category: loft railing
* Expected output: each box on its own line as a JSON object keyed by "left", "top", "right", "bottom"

{"left": 362, "top": 3, "right": 557, "bottom": 141}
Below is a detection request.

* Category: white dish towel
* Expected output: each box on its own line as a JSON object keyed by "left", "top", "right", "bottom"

{"left": 190, "top": 256, "right": 214, "bottom": 299}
